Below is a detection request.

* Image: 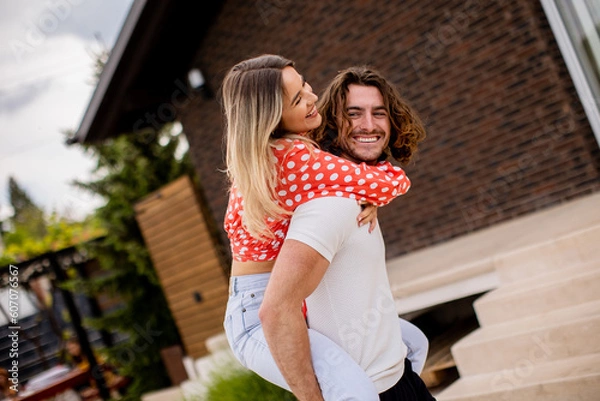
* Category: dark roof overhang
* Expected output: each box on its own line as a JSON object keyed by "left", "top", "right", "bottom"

{"left": 71, "top": 0, "right": 223, "bottom": 144}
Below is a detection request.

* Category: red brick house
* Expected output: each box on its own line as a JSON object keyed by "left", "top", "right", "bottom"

{"left": 73, "top": 0, "right": 600, "bottom": 398}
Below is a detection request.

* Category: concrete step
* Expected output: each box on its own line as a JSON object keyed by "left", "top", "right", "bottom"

{"left": 436, "top": 353, "right": 600, "bottom": 401}
{"left": 494, "top": 224, "right": 600, "bottom": 284}
{"left": 452, "top": 309, "right": 600, "bottom": 376}
{"left": 474, "top": 262, "right": 600, "bottom": 326}
{"left": 206, "top": 331, "right": 229, "bottom": 354}
{"left": 141, "top": 387, "right": 183, "bottom": 401}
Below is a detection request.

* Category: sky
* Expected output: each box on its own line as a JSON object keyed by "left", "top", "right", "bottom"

{"left": 0, "top": 0, "right": 134, "bottom": 222}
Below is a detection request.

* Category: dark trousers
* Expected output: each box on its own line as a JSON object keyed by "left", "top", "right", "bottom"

{"left": 379, "top": 359, "right": 437, "bottom": 401}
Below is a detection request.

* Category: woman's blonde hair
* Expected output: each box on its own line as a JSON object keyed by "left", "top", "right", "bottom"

{"left": 222, "top": 54, "right": 296, "bottom": 239}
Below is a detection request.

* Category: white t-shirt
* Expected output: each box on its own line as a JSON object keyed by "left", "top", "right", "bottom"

{"left": 286, "top": 197, "right": 407, "bottom": 393}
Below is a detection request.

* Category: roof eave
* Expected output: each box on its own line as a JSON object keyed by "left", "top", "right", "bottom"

{"left": 71, "top": 0, "right": 148, "bottom": 144}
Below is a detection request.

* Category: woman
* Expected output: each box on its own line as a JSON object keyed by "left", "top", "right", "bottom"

{"left": 222, "top": 55, "right": 426, "bottom": 400}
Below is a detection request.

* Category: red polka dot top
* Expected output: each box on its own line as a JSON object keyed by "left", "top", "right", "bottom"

{"left": 225, "top": 138, "right": 411, "bottom": 262}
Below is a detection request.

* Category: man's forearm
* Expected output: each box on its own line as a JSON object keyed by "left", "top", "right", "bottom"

{"left": 260, "top": 305, "right": 324, "bottom": 401}
{"left": 259, "top": 239, "right": 330, "bottom": 401}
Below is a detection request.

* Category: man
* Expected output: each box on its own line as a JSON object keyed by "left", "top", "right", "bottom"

{"left": 259, "top": 66, "right": 434, "bottom": 400}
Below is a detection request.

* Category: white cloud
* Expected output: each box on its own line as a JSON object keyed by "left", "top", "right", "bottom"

{"left": 0, "top": 0, "right": 133, "bottom": 221}
{"left": 0, "top": 44, "right": 103, "bottom": 220}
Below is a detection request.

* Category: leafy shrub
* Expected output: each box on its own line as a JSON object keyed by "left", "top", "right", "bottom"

{"left": 200, "top": 368, "right": 297, "bottom": 401}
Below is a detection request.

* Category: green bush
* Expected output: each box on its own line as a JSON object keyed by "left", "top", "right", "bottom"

{"left": 201, "top": 368, "right": 297, "bottom": 401}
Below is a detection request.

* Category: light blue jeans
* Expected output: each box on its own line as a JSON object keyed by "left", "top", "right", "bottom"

{"left": 224, "top": 273, "right": 429, "bottom": 400}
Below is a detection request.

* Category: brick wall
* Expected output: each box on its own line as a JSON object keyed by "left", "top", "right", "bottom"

{"left": 179, "top": 0, "right": 600, "bottom": 261}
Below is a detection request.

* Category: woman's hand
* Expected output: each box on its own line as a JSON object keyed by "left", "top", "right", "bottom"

{"left": 357, "top": 201, "right": 378, "bottom": 233}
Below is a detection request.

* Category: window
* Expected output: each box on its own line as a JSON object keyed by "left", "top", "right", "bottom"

{"left": 542, "top": 0, "right": 600, "bottom": 145}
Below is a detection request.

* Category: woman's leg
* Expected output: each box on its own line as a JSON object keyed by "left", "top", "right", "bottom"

{"left": 398, "top": 318, "right": 429, "bottom": 375}
{"left": 237, "top": 325, "right": 380, "bottom": 400}
{"left": 224, "top": 274, "right": 379, "bottom": 401}
{"left": 306, "top": 328, "right": 380, "bottom": 400}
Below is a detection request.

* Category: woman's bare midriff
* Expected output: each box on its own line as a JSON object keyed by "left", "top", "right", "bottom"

{"left": 231, "top": 260, "right": 275, "bottom": 276}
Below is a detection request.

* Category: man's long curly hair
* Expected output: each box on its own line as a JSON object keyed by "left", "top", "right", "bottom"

{"left": 309, "top": 66, "right": 426, "bottom": 165}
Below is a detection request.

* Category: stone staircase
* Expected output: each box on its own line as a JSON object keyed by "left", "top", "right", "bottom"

{"left": 141, "top": 333, "right": 243, "bottom": 401}
{"left": 436, "top": 224, "right": 600, "bottom": 400}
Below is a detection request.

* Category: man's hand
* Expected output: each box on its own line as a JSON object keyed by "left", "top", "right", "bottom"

{"left": 259, "top": 239, "right": 330, "bottom": 401}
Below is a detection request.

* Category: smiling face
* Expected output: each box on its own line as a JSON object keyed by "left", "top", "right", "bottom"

{"left": 280, "top": 66, "right": 322, "bottom": 134}
{"left": 337, "top": 84, "right": 391, "bottom": 164}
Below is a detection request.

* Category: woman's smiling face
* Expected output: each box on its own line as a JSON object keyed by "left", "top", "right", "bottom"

{"left": 280, "top": 66, "right": 322, "bottom": 134}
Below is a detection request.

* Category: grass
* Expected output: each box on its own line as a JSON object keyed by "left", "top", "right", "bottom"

{"left": 201, "top": 368, "right": 297, "bottom": 401}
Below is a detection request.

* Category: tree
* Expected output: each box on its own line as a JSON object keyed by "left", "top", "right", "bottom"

{"left": 0, "top": 179, "right": 105, "bottom": 378}
{"left": 1, "top": 177, "right": 103, "bottom": 265}
{"left": 70, "top": 124, "right": 193, "bottom": 400}
{"left": 0, "top": 213, "right": 103, "bottom": 266}
{"left": 8, "top": 176, "right": 47, "bottom": 239}
{"left": 1, "top": 176, "right": 103, "bottom": 264}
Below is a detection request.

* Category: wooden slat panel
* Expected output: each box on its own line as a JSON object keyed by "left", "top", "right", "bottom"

{"left": 138, "top": 203, "right": 209, "bottom": 244}
{"left": 138, "top": 203, "right": 203, "bottom": 240}
{"left": 143, "top": 222, "right": 209, "bottom": 254}
{"left": 168, "top": 299, "right": 227, "bottom": 320}
{"left": 150, "top": 242, "right": 218, "bottom": 270}
{"left": 151, "top": 252, "right": 223, "bottom": 280}
{"left": 135, "top": 177, "right": 195, "bottom": 213}
{"left": 176, "top": 312, "right": 226, "bottom": 334}
{"left": 135, "top": 176, "right": 229, "bottom": 359}
{"left": 176, "top": 315, "right": 226, "bottom": 336}
{"left": 170, "top": 299, "right": 227, "bottom": 319}
{"left": 178, "top": 325, "right": 227, "bottom": 346}
{"left": 168, "top": 284, "right": 227, "bottom": 310}
{"left": 146, "top": 233, "right": 218, "bottom": 264}
{"left": 137, "top": 190, "right": 198, "bottom": 216}
{"left": 149, "top": 241, "right": 219, "bottom": 270}
{"left": 159, "top": 263, "right": 226, "bottom": 290}
{"left": 138, "top": 195, "right": 199, "bottom": 227}
{"left": 173, "top": 311, "right": 227, "bottom": 338}
{"left": 165, "top": 286, "right": 228, "bottom": 311}
{"left": 168, "top": 276, "right": 229, "bottom": 302}
{"left": 165, "top": 287, "right": 228, "bottom": 314}
{"left": 168, "top": 291, "right": 228, "bottom": 328}
{"left": 175, "top": 304, "right": 228, "bottom": 329}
